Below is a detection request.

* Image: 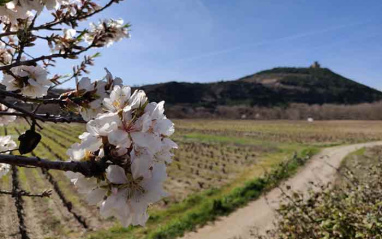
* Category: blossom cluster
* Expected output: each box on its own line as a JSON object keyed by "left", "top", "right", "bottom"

{"left": 1, "top": 64, "right": 51, "bottom": 98}
{"left": 84, "top": 19, "right": 130, "bottom": 47}
{"left": 51, "top": 18, "right": 130, "bottom": 53}
{"left": 66, "top": 81, "right": 177, "bottom": 226}
{"left": 0, "top": 136, "right": 17, "bottom": 178}
{"left": 0, "top": 0, "right": 175, "bottom": 228}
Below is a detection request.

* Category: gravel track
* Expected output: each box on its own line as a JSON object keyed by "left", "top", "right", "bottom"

{"left": 181, "top": 141, "right": 382, "bottom": 239}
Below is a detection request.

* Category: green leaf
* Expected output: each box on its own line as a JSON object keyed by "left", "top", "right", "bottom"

{"left": 92, "top": 52, "right": 101, "bottom": 58}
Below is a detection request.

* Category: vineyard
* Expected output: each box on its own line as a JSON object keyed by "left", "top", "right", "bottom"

{"left": 1, "top": 120, "right": 382, "bottom": 239}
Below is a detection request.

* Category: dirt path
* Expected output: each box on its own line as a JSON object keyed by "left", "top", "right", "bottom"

{"left": 181, "top": 141, "right": 382, "bottom": 239}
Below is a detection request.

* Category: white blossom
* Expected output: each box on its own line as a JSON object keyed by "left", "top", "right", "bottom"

{"left": 1, "top": 65, "right": 50, "bottom": 98}
{"left": 0, "top": 136, "right": 17, "bottom": 178}
{"left": 153, "top": 138, "right": 178, "bottom": 164}
{"left": 0, "top": 135, "right": 17, "bottom": 153}
{"left": 0, "top": 41, "right": 13, "bottom": 65}
{"left": 0, "top": 163, "right": 10, "bottom": 178}
{"left": 128, "top": 90, "right": 148, "bottom": 111}
{"left": 0, "top": 104, "right": 16, "bottom": 126}
{"left": 103, "top": 85, "right": 131, "bottom": 112}
{"left": 81, "top": 112, "right": 121, "bottom": 150}
{"left": 129, "top": 101, "right": 175, "bottom": 153}
{"left": 100, "top": 164, "right": 167, "bottom": 226}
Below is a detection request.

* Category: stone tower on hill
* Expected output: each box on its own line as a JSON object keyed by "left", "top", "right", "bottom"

{"left": 310, "top": 61, "right": 321, "bottom": 68}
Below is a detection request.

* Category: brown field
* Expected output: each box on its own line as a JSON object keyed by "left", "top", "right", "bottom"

{"left": 1, "top": 120, "right": 382, "bottom": 238}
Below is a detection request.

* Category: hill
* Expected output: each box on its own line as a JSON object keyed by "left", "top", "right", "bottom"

{"left": 3, "top": 66, "right": 382, "bottom": 119}
{"left": 140, "top": 67, "right": 382, "bottom": 108}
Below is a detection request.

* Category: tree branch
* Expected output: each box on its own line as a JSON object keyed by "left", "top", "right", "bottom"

{"left": 0, "top": 0, "right": 117, "bottom": 39}
{"left": 0, "top": 154, "right": 109, "bottom": 177}
{"left": 0, "top": 89, "right": 64, "bottom": 104}
{"left": 0, "top": 98, "right": 39, "bottom": 120}
{"left": 0, "top": 111, "right": 86, "bottom": 123}
{"left": 0, "top": 44, "right": 93, "bottom": 71}
{"left": 0, "top": 98, "right": 86, "bottom": 123}
{"left": 33, "top": 0, "right": 116, "bottom": 31}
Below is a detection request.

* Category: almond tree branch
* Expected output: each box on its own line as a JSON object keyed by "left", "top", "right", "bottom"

{"left": 33, "top": 0, "right": 116, "bottom": 31}
{"left": 0, "top": 89, "right": 64, "bottom": 104}
{"left": 0, "top": 111, "right": 86, "bottom": 123}
{"left": 0, "top": 154, "right": 109, "bottom": 177}
{"left": 0, "top": 98, "right": 83, "bottom": 124}
{"left": 0, "top": 0, "right": 117, "bottom": 38}
{"left": 0, "top": 98, "right": 39, "bottom": 120}
{"left": 0, "top": 95, "right": 86, "bottom": 123}
{"left": 0, "top": 44, "right": 94, "bottom": 71}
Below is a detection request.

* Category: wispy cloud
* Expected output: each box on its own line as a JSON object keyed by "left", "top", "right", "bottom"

{"left": 174, "top": 20, "right": 374, "bottom": 64}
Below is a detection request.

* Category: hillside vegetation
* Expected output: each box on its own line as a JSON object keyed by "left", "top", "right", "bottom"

{"left": 141, "top": 67, "right": 382, "bottom": 108}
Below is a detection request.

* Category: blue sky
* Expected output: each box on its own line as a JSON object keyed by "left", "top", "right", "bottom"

{"left": 51, "top": 0, "right": 382, "bottom": 90}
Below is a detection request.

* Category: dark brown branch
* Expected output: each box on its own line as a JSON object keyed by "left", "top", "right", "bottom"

{"left": 0, "top": 111, "right": 86, "bottom": 123}
{"left": 0, "top": 44, "right": 93, "bottom": 71}
{"left": 0, "top": 189, "right": 52, "bottom": 198}
{"left": 0, "top": 98, "right": 39, "bottom": 121}
{"left": 0, "top": 95, "right": 86, "bottom": 123}
{"left": 33, "top": 0, "right": 116, "bottom": 31}
{"left": 0, "top": 89, "right": 64, "bottom": 104}
{"left": 0, "top": 154, "right": 109, "bottom": 178}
